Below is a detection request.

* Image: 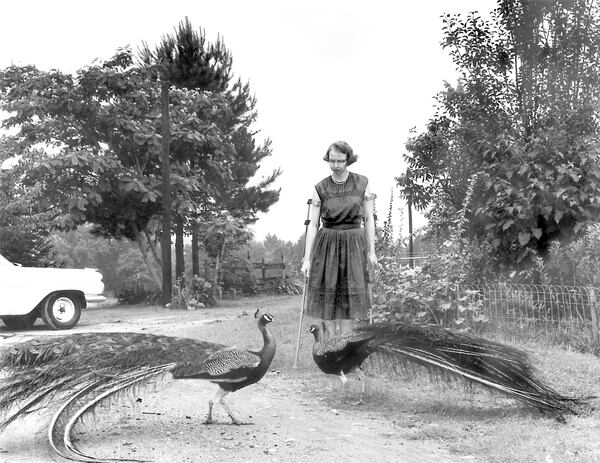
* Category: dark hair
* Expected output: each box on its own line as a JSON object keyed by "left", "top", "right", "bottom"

{"left": 323, "top": 141, "right": 358, "bottom": 166}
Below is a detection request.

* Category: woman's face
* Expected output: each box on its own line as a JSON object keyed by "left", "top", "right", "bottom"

{"left": 328, "top": 149, "right": 348, "bottom": 174}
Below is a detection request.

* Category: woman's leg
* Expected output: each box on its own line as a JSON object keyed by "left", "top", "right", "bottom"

{"left": 338, "top": 318, "right": 354, "bottom": 335}
{"left": 322, "top": 319, "right": 336, "bottom": 338}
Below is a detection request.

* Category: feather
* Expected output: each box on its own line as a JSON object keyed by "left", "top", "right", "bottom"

{"left": 0, "top": 313, "right": 276, "bottom": 462}
{"left": 180, "top": 348, "right": 260, "bottom": 379}
{"left": 50, "top": 366, "right": 173, "bottom": 462}
{"left": 310, "top": 321, "right": 584, "bottom": 414}
{"left": 49, "top": 379, "right": 109, "bottom": 463}
{"left": 361, "top": 322, "right": 583, "bottom": 413}
{"left": 0, "top": 379, "right": 74, "bottom": 433}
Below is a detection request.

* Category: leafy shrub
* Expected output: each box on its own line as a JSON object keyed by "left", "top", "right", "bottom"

{"left": 541, "top": 224, "right": 600, "bottom": 287}
{"left": 116, "top": 284, "right": 161, "bottom": 305}
{"left": 262, "top": 278, "right": 303, "bottom": 295}
{"left": 162, "top": 276, "right": 218, "bottom": 310}
{"left": 187, "top": 275, "right": 217, "bottom": 307}
{"left": 114, "top": 248, "right": 160, "bottom": 305}
{"left": 0, "top": 229, "right": 57, "bottom": 267}
{"left": 373, "top": 256, "right": 487, "bottom": 331}
{"left": 221, "top": 256, "right": 257, "bottom": 296}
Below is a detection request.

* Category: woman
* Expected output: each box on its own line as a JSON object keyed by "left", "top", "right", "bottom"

{"left": 301, "top": 141, "right": 377, "bottom": 337}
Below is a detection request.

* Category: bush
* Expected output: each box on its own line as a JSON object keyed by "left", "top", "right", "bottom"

{"left": 262, "top": 278, "right": 303, "bottom": 295}
{"left": 170, "top": 275, "right": 217, "bottom": 310}
{"left": 114, "top": 248, "right": 160, "bottom": 305}
{"left": 221, "top": 256, "right": 257, "bottom": 296}
{"left": 116, "top": 283, "right": 161, "bottom": 305}
{"left": 0, "top": 229, "right": 57, "bottom": 267}
{"left": 187, "top": 275, "right": 217, "bottom": 307}
{"left": 540, "top": 224, "right": 600, "bottom": 287}
{"left": 373, "top": 256, "right": 487, "bottom": 331}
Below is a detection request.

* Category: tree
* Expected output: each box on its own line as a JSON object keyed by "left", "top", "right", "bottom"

{"left": 139, "top": 19, "right": 280, "bottom": 284}
{"left": 401, "top": 0, "right": 600, "bottom": 270}
{"left": 0, "top": 138, "right": 56, "bottom": 266}
{"left": 0, "top": 49, "right": 232, "bottom": 287}
{"left": 139, "top": 18, "right": 235, "bottom": 291}
{"left": 202, "top": 214, "right": 253, "bottom": 290}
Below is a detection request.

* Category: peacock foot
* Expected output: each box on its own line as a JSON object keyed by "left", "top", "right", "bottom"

{"left": 229, "top": 416, "right": 253, "bottom": 425}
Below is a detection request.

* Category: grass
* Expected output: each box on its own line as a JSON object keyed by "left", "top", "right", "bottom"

{"left": 105, "top": 294, "right": 600, "bottom": 463}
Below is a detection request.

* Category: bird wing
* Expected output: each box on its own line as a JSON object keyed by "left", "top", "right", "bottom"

{"left": 175, "top": 347, "right": 261, "bottom": 383}
{"left": 316, "top": 332, "right": 374, "bottom": 359}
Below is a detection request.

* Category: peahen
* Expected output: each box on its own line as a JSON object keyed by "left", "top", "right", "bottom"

{"left": 0, "top": 311, "right": 276, "bottom": 462}
{"left": 310, "top": 321, "right": 582, "bottom": 415}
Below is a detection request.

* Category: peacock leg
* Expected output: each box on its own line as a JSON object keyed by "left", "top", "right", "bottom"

{"left": 204, "top": 399, "right": 215, "bottom": 424}
{"left": 204, "top": 388, "right": 227, "bottom": 424}
{"left": 339, "top": 370, "right": 349, "bottom": 401}
{"left": 204, "top": 387, "right": 247, "bottom": 425}
{"left": 219, "top": 397, "right": 250, "bottom": 426}
{"left": 351, "top": 368, "right": 366, "bottom": 406}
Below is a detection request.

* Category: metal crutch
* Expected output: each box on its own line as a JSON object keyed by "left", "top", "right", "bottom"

{"left": 293, "top": 198, "right": 312, "bottom": 369}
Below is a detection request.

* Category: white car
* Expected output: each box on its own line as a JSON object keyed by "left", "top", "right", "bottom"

{"left": 0, "top": 253, "right": 105, "bottom": 330}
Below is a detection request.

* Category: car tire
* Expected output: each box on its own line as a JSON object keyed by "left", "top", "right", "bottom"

{"left": 41, "top": 294, "right": 82, "bottom": 330}
{"left": 1, "top": 312, "right": 37, "bottom": 330}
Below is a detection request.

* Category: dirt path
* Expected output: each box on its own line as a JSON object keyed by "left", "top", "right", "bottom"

{"left": 0, "top": 302, "right": 474, "bottom": 463}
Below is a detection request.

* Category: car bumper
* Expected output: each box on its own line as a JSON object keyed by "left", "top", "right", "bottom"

{"left": 85, "top": 295, "right": 107, "bottom": 304}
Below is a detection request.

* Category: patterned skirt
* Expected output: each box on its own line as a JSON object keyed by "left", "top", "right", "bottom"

{"left": 306, "top": 227, "right": 370, "bottom": 320}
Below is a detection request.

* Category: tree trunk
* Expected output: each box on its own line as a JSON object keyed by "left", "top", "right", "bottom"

{"left": 213, "top": 241, "right": 226, "bottom": 298}
{"left": 144, "top": 229, "right": 162, "bottom": 268}
{"left": 132, "top": 224, "right": 162, "bottom": 290}
{"left": 192, "top": 222, "right": 200, "bottom": 277}
{"left": 160, "top": 80, "right": 172, "bottom": 305}
{"left": 175, "top": 215, "right": 185, "bottom": 284}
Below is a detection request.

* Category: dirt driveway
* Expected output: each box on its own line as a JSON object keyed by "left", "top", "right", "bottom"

{"left": 0, "top": 301, "right": 475, "bottom": 463}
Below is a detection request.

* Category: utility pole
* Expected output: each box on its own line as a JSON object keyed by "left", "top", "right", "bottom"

{"left": 160, "top": 80, "right": 172, "bottom": 305}
{"left": 397, "top": 168, "right": 414, "bottom": 268}
{"left": 407, "top": 197, "right": 414, "bottom": 268}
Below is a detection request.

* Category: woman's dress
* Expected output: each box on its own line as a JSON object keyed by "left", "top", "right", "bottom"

{"left": 306, "top": 172, "right": 370, "bottom": 320}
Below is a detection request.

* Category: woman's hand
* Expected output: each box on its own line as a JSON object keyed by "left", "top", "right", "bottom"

{"left": 301, "top": 258, "right": 310, "bottom": 278}
{"left": 367, "top": 251, "right": 377, "bottom": 268}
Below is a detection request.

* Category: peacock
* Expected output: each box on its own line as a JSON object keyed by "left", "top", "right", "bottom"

{"left": 310, "top": 321, "right": 583, "bottom": 415}
{"left": 0, "top": 311, "right": 276, "bottom": 462}
{"left": 310, "top": 323, "right": 375, "bottom": 405}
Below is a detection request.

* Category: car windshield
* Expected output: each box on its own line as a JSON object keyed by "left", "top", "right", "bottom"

{"left": 0, "top": 254, "right": 14, "bottom": 267}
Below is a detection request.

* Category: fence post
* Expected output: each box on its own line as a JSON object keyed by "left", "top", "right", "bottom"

{"left": 590, "top": 289, "right": 600, "bottom": 346}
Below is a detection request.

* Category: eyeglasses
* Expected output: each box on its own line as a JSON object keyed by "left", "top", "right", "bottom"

{"left": 328, "top": 159, "right": 347, "bottom": 166}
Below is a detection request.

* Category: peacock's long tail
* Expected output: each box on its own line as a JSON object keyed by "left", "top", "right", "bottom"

{"left": 0, "top": 332, "right": 222, "bottom": 462}
{"left": 358, "top": 322, "right": 582, "bottom": 414}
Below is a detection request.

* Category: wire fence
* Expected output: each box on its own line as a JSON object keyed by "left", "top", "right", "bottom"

{"left": 456, "top": 283, "right": 600, "bottom": 348}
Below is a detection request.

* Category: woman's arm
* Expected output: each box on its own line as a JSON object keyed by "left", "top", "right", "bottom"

{"left": 364, "top": 182, "right": 377, "bottom": 266}
{"left": 300, "top": 188, "right": 321, "bottom": 277}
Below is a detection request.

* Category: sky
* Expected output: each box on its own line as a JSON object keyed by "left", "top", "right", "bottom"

{"left": 0, "top": 0, "right": 498, "bottom": 243}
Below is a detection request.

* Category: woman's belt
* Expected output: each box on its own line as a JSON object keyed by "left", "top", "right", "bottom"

{"left": 322, "top": 223, "right": 362, "bottom": 230}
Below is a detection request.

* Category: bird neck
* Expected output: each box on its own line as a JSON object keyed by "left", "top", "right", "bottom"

{"left": 311, "top": 330, "right": 324, "bottom": 354}
{"left": 258, "top": 322, "right": 276, "bottom": 364}
{"left": 312, "top": 330, "right": 323, "bottom": 343}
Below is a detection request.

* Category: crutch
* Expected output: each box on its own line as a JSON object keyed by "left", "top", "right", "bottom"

{"left": 293, "top": 198, "right": 312, "bottom": 369}
{"left": 366, "top": 265, "right": 373, "bottom": 324}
